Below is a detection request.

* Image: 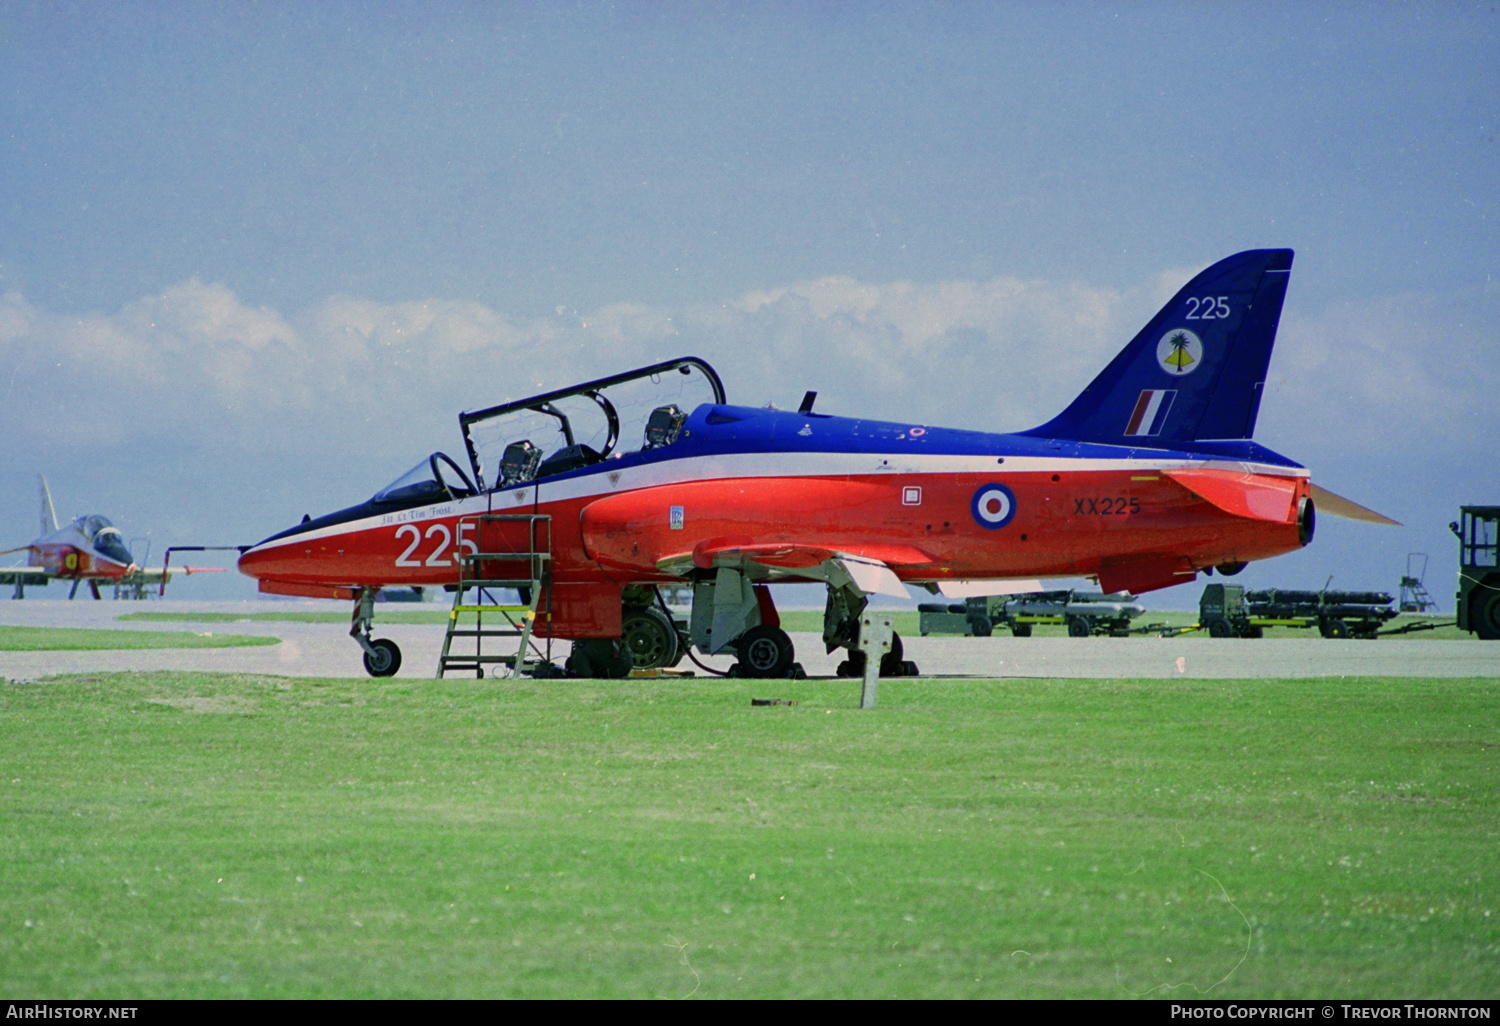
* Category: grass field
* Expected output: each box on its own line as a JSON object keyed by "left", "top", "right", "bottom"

{"left": 0, "top": 626, "right": 280, "bottom": 651}
{"left": 1, "top": 670, "right": 1495, "bottom": 998}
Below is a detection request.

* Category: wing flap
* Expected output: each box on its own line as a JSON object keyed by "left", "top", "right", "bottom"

{"left": 833, "top": 553, "right": 910, "bottom": 598}
{"left": 657, "top": 540, "right": 932, "bottom": 573}
{"left": 656, "top": 539, "right": 930, "bottom": 599}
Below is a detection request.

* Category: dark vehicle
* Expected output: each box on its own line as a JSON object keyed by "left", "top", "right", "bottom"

{"left": 919, "top": 590, "right": 1145, "bottom": 638}
{"left": 1198, "top": 583, "right": 1398, "bottom": 639}
{"left": 1451, "top": 507, "right": 1500, "bottom": 639}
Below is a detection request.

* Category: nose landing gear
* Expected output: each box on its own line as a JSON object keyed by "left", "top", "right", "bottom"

{"left": 352, "top": 587, "right": 403, "bottom": 677}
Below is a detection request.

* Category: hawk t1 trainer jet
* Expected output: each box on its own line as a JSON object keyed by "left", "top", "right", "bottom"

{"left": 1, "top": 476, "right": 223, "bottom": 599}
{"left": 237, "top": 249, "right": 1396, "bottom": 677}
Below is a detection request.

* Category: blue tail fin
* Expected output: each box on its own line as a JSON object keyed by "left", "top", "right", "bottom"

{"left": 1023, "top": 249, "right": 1293, "bottom": 446}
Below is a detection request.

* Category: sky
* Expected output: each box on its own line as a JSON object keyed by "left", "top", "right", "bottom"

{"left": 1, "top": 1, "right": 1497, "bottom": 608}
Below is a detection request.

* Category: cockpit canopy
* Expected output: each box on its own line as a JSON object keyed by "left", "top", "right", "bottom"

{"left": 76, "top": 515, "right": 133, "bottom": 565}
{"left": 373, "top": 453, "right": 476, "bottom": 505}
{"left": 460, "top": 357, "right": 724, "bottom": 492}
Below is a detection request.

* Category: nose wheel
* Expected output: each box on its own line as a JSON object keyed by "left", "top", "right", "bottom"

{"left": 362, "top": 638, "right": 403, "bottom": 677}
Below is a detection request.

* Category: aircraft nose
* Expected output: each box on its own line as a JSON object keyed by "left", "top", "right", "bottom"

{"left": 237, "top": 544, "right": 269, "bottom": 579}
{"left": 237, "top": 535, "right": 315, "bottom": 581}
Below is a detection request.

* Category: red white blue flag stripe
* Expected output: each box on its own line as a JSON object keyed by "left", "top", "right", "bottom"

{"left": 1124, "top": 389, "right": 1175, "bottom": 437}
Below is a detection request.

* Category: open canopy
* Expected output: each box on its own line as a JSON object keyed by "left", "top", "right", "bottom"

{"left": 459, "top": 356, "right": 724, "bottom": 492}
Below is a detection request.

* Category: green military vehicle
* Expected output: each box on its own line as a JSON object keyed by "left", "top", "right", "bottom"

{"left": 918, "top": 590, "right": 1145, "bottom": 638}
{"left": 1198, "top": 584, "right": 1263, "bottom": 638}
{"left": 1450, "top": 506, "right": 1500, "bottom": 639}
{"left": 1198, "top": 583, "right": 1399, "bottom": 639}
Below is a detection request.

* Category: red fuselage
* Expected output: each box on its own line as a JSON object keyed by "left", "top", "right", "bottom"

{"left": 239, "top": 421, "right": 1311, "bottom": 639}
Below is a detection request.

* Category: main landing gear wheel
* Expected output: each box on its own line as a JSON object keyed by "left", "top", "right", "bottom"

{"left": 834, "top": 633, "right": 917, "bottom": 677}
{"left": 879, "top": 632, "right": 909, "bottom": 676}
{"left": 362, "top": 638, "right": 402, "bottom": 677}
{"left": 565, "top": 639, "right": 633, "bottom": 679}
{"left": 621, "top": 606, "right": 681, "bottom": 670}
{"left": 735, "top": 626, "right": 795, "bottom": 678}
{"left": 1474, "top": 585, "right": 1500, "bottom": 641}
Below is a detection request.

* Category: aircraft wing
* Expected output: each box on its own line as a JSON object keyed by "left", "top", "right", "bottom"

{"left": 0, "top": 566, "right": 51, "bottom": 597}
{"left": 655, "top": 540, "right": 933, "bottom": 598}
{"left": 0, "top": 567, "right": 51, "bottom": 582}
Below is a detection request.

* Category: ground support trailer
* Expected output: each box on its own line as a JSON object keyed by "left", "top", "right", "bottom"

{"left": 1198, "top": 583, "right": 1399, "bottom": 639}
{"left": 919, "top": 590, "right": 1146, "bottom": 638}
{"left": 917, "top": 603, "right": 985, "bottom": 637}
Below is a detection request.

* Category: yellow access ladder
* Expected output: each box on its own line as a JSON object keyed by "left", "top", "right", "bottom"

{"left": 436, "top": 514, "right": 552, "bottom": 678}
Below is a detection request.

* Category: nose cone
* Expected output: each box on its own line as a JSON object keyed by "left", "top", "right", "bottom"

{"left": 236, "top": 518, "right": 358, "bottom": 587}
{"left": 237, "top": 542, "right": 276, "bottom": 580}
{"left": 237, "top": 514, "right": 327, "bottom": 582}
{"left": 237, "top": 496, "right": 390, "bottom": 584}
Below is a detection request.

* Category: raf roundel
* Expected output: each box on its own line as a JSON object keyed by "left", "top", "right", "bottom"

{"left": 971, "top": 483, "right": 1017, "bottom": 530}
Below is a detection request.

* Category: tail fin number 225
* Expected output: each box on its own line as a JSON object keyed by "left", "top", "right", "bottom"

{"left": 1184, "top": 296, "right": 1232, "bottom": 319}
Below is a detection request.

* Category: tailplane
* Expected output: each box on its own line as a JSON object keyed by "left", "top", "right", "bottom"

{"left": 1023, "top": 249, "right": 1293, "bottom": 446}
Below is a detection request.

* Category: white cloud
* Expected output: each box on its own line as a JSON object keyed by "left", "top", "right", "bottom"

{"left": 2, "top": 271, "right": 1493, "bottom": 491}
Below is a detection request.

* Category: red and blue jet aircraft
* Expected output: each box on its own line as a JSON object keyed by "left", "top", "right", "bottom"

{"left": 2, "top": 475, "right": 223, "bottom": 599}
{"left": 238, "top": 249, "right": 1395, "bottom": 677}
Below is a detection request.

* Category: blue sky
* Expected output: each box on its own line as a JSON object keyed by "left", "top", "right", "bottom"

{"left": 2, "top": 1, "right": 1496, "bottom": 606}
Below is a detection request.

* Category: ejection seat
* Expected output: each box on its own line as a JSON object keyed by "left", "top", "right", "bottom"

{"left": 497, "top": 440, "right": 542, "bottom": 488}
{"left": 643, "top": 404, "right": 687, "bottom": 449}
{"left": 535, "top": 443, "right": 605, "bottom": 479}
